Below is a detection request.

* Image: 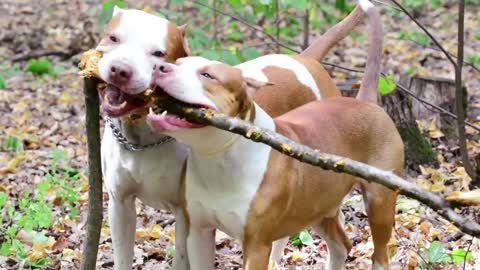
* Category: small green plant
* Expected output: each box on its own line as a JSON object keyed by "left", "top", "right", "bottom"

{"left": 0, "top": 149, "right": 83, "bottom": 266}
{"left": 398, "top": 31, "right": 430, "bottom": 46}
{"left": 26, "top": 58, "right": 55, "bottom": 76}
{"left": 4, "top": 136, "right": 23, "bottom": 152}
{"left": 468, "top": 54, "right": 480, "bottom": 66}
{"left": 290, "top": 229, "right": 314, "bottom": 247}
{"left": 0, "top": 76, "right": 6, "bottom": 89}
{"left": 423, "top": 241, "right": 474, "bottom": 268}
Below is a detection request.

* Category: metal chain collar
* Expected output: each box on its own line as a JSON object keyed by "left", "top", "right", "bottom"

{"left": 105, "top": 117, "right": 174, "bottom": 151}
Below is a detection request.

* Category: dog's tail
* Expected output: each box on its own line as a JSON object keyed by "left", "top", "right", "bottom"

{"left": 300, "top": 4, "right": 365, "bottom": 61}
{"left": 355, "top": 0, "right": 383, "bottom": 104}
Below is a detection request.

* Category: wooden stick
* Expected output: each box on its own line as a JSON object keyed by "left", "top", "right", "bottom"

{"left": 80, "top": 78, "right": 103, "bottom": 270}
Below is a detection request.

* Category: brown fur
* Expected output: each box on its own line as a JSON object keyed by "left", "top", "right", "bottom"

{"left": 243, "top": 98, "right": 403, "bottom": 269}
{"left": 98, "top": 13, "right": 123, "bottom": 47}
{"left": 253, "top": 56, "right": 340, "bottom": 118}
{"left": 166, "top": 23, "right": 190, "bottom": 63}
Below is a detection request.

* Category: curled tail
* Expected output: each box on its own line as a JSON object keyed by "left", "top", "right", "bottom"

{"left": 356, "top": 0, "right": 383, "bottom": 104}
{"left": 300, "top": 5, "right": 365, "bottom": 61}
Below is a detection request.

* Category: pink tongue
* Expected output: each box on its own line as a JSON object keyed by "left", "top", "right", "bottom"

{"left": 147, "top": 114, "right": 204, "bottom": 132}
{"left": 105, "top": 85, "right": 125, "bottom": 105}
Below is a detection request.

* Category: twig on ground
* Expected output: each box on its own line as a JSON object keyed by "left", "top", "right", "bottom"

{"left": 80, "top": 78, "right": 103, "bottom": 270}
{"left": 156, "top": 99, "right": 480, "bottom": 238}
{"left": 464, "top": 236, "right": 474, "bottom": 270}
{"left": 11, "top": 50, "right": 77, "bottom": 62}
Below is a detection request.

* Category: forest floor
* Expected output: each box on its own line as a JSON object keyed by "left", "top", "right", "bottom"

{"left": 0, "top": 0, "right": 480, "bottom": 269}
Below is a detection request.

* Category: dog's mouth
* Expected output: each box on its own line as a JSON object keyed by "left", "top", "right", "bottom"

{"left": 147, "top": 86, "right": 211, "bottom": 132}
{"left": 98, "top": 84, "right": 150, "bottom": 117}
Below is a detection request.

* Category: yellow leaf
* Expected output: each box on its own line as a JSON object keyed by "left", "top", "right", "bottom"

{"left": 27, "top": 243, "right": 48, "bottom": 261}
{"left": 143, "top": 6, "right": 153, "bottom": 13}
{"left": 446, "top": 190, "right": 480, "bottom": 205}
{"left": 149, "top": 224, "right": 163, "bottom": 239}
{"left": 430, "top": 183, "right": 446, "bottom": 192}
{"left": 289, "top": 251, "right": 304, "bottom": 263}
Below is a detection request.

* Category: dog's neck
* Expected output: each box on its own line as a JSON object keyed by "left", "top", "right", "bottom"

{"left": 111, "top": 116, "right": 171, "bottom": 146}
{"left": 184, "top": 103, "right": 275, "bottom": 225}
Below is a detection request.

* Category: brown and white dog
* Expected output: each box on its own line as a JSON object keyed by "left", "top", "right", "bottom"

{"left": 97, "top": 5, "right": 365, "bottom": 270}
{"left": 146, "top": 1, "right": 403, "bottom": 270}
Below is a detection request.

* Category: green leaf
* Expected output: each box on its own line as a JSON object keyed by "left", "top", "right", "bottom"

{"left": 378, "top": 75, "right": 396, "bottom": 96}
{"left": 298, "top": 229, "right": 314, "bottom": 246}
{"left": 48, "top": 149, "right": 68, "bottom": 161}
{"left": 450, "top": 248, "right": 474, "bottom": 263}
{"left": 242, "top": 47, "right": 261, "bottom": 61}
{"left": 0, "top": 242, "right": 10, "bottom": 256}
{"left": 0, "top": 192, "right": 7, "bottom": 209}
{"left": 166, "top": 246, "right": 176, "bottom": 258}
{"left": 5, "top": 136, "right": 23, "bottom": 152}
{"left": 26, "top": 58, "right": 55, "bottom": 76}
{"left": 0, "top": 76, "right": 6, "bottom": 89}
{"left": 98, "top": 1, "right": 127, "bottom": 31}
{"left": 33, "top": 231, "right": 48, "bottom": 245}
{"left": 428, "top": 241, "right": 451, "bottom": 264}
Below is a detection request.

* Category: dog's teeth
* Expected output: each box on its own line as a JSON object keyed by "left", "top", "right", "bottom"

{"left": 161, "top": 111, "right": 167, "bottom": 116}
{"left": 149, "top": 107, "right": 154, "bottom": 115}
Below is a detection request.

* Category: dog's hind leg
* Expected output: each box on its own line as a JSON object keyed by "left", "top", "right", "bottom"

{"left": 108, "top": 195, "right": 136, "bottom": 270}
{"left": 361, "top": 182, "right": 397, "bottom": 270}
{"left": 313, "top": 212, "right": 352, "bottom": 270}
{"left": 172, "top": 207, "right": 190, "bottom": 270}
{"left": 243, "top": 239, "right": 272, "bottom": 270}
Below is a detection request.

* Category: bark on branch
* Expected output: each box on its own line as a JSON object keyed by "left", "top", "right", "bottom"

{"left": 80, "top": 78, "right": 103, "bottom": 270}
{"left": 157, "top": 99, "right": 480, "bottom": 238}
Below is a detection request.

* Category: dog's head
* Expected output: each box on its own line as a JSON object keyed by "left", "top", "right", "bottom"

{"left": 96, "top": 7, "right": 190, "bottom": 117}
{"left": 146, "top": 56, "right": 270, "bottom": 134}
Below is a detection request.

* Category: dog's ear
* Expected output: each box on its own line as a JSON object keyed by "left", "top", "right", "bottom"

{"left": 178, "top": 24, "right": 192, "bottom": 56}
{"left": 244, "top": 77, "right": 274, "bottom": 96}
{"left": 112, "top": 6, "right": 125, "bottom": 17}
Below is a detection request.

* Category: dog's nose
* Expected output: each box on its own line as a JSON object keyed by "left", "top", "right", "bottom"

{"left": 109, "top": 62, "right": 133, "bottom": 83}
{"left": 154, "top": 64, "right": 173, "bottom": 74}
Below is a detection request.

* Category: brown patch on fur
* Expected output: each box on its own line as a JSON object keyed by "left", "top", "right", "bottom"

{"left": 166, "top": 23, "right": 189, "bottom": 63}
{"left": 200, "top": 63, "right": 252, "bottom": 119}
{"left": 243, "top": 98, "right": 403, "bottom": 269}
{"left": 97, "top": 13, "right": 123, "bottom": 47}
{"left": 253, "top": 56, "right": 340, "bottom": 118}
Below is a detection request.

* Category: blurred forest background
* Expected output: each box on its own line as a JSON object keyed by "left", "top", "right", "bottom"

{"left": 0, "top": 0, "right": 480, "bottom": 269}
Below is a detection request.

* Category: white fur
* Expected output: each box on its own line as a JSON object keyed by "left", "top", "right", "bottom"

{"left": 97, "top": 9, "right": 170, "bottom": 94}
{"left": 157, "top": 57, "right": 219, "bottom": 110}
{"left": 358, "top": 0, "right": 375, "bottom": 12}
{"left": 164, "top": 105, "right": 274, "bottom": 270}
{"left": 236, "top": 54, "right": 322, "bottom": 99}
{"left": 102, "top": 123, "right": 191, "bottom": 270}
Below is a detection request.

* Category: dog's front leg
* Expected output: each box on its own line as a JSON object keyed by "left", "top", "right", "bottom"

{"left": 186, "top": 226, "right": 216, "bottom": 270}
{"left": 109, "top": 195, "right": 136, "bottom": 270}
{"left": 172, "top": 207, "right": 190, "bottom": 270}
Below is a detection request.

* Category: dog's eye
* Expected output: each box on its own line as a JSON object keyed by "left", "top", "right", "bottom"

{"left": 109, "top": 35, "right": 118, "bottom": 43}
{"left": 152, "top": 51, "right": 166, "bottom": 58}
{"left": 201, "top": 73, "right": 214, "bottom": 79}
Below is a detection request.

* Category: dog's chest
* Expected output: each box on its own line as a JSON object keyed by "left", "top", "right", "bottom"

{"left": 184, "top": 138, "right": 273, "bottom": 239}
{"left": 102, "top": 127, "right": 189, "bottom": 210}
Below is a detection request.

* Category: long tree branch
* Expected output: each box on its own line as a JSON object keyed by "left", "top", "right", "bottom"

{"left": 156, "top": 99, "right": 480, "bottom": 238}
{"left": 389, "top": 0, "right": 457, "bottom": 67}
